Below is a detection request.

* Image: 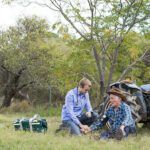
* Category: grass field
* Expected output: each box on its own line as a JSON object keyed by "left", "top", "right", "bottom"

{"left": 0, "top": 108, "right": 150, "bottom": 150}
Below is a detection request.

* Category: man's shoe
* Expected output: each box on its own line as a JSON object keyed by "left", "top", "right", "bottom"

{"left": 55, "top": 124, "right": 69, "bottom": 133}
{"left": 115, "top": 129, "right": 123, "bottom": 140}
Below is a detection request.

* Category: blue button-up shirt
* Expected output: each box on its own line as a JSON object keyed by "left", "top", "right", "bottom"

{"left": 90, "top": 102, "right": 135, "bottom": 132}
{"left": 61, "top": 87, "right": 92, "bottom": 125}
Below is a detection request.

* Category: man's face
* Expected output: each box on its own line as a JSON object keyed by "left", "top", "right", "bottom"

{"left": 81, "top": 83, "right": 92, "bottom": 93}
{"left": 109, "top": 94, "right": 121, "bottom": 107}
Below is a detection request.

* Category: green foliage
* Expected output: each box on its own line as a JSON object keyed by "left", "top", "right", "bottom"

{"left": 115, "top": 31, "right": 149, "bottom": 82}
{"left": 52, "top": 39, "right": 96, "bottom": 93}
{"left": 1, "top": 0, "right": 150, "bottom": 105}
{"left": 0, "top": 16, "right": 70, "bottom": 89}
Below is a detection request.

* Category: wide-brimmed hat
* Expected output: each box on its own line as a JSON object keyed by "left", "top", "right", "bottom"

{"left": 107, "top": 88, "right": 127, "bottom": 101}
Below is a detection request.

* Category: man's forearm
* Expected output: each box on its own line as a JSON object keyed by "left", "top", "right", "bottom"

{"left": 90, "top": 115, "right": 109, "bottom": 131}
{"left": 90, "top": 121, "right": 103, "bottom": 131}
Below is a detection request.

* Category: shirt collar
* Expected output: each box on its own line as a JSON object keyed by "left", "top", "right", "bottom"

{"left": 119, "top": 102, "right": 124, "bottom": 108}
{"left": 73, "top": 87, "right": 85, "bottom": 96}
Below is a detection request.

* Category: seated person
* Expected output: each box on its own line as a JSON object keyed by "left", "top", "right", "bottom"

{"left": 82, "top": 88, "right": 136, "bottom": 140}
{"left": 61, "top": 78, "right": 96, "bottom": 136}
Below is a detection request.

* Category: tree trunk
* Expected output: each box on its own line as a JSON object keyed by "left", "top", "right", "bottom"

{"left": 1, "top": 84, "right": 16, "bottom": 107}
{"left": 107, "top": 38, "right": 123, "bottom": 91}
{"left": 92, "top": 46, "right": 105, "bottom": 100}
{"left": 1, "top": 92, "right": 15, "bottom": 107}
{"left": 0, "top": 67, "right": 26, "bottom": 108}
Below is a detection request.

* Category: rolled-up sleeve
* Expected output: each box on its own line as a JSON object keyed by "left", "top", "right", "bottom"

{"left": 65, "top": 93, "right": 81, "bottom": 125}
{"left": 85, "top": 93, "right": 92, "bottom": 112}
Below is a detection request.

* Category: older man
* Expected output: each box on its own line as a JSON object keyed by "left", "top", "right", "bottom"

{"left": 61, "top": 78, "right": 96, "bottom": 135}
{"left": 82, "top": 88, "right": 136, "bottom": 140}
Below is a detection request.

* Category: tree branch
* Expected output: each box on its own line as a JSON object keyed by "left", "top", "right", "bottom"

{"left": 118, "top": 50, "right": 149, "bottom": 81}
{"left": 17, "top": 81, "right": 35, "bottom": 91}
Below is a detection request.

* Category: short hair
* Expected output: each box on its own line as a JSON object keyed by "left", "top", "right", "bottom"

{"left": 110, "top": 94, "right": 121, "bottom": 101}
{"left": 78, "top": 78, "right": 91, "bottom": 88}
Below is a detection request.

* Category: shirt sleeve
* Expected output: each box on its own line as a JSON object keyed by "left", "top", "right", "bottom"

{"left": 90, "top": 120, "right": 103, "bottom": 131}
{"left": 65, "top": 93, "right": 81, "bottom": 125}
{"left": 85, "top": 93, "right": 92, "bottom": 112}
{"left": 90, "top": 109, "right": 110, "bottom": 131}
{"left": 122, "top": 104, "right": 133, "bottom": 127}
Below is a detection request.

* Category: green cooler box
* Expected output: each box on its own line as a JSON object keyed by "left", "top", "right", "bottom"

{"left": 13, "top": 114, "right": 48, "bottom": 133}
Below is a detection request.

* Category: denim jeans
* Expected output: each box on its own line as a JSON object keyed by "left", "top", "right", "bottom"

{"left": 62, "top": 120, "right": 81, "bottom": 135}
{"left": 124, "top": 126, "right": 136, "bottom": 137}
{"left": 62, "top": 112, "right": 98, "bottom": 135}
{"left": 100, "top": 126, "right": 136, "bottom": 140}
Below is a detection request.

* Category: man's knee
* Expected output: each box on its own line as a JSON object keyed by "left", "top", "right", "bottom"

{"left": 69, "top": 122, "right": 81, "bottom": 135}
{"left": 124, "top": 126, "right": 136, "bottom": 137}
{"left": 63, "top": 120, "right": 81, "bottom": 135}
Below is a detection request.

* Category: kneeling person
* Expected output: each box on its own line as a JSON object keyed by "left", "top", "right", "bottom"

{"left": 61, "top": 78, "right": 96, "bottom": 135}
{"left": 82, "top": 88, "right": 136, "bottom": 140}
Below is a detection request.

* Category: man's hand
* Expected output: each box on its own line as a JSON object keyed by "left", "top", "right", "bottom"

{"left": 79, "top": 124, "right": 89, "bottom": 130}
{"left": 86, "top": 112, "right": 92, "bottom": 118}
{"left": 120, "top": 125, "right": 125, "bottom": 131}
{"left": 79, "top": 124, "right": 91, "bottom": 134}
{"left": 81, "top": 126, "right": 91, "bottom": 134}
{"left": 120, "top": 125, "right": 126, "bottom": 136}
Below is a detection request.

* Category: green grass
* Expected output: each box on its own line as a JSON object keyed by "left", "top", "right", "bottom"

{"left": 0, "top": 111, "right": 150, "bottom": 150}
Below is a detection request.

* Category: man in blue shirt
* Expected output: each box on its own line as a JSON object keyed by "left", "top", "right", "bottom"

{"left": 82, "top": 88, "right": 136, "bottom": 140}
{"left": 61, "top": 78, "right": 96, "bottom": 135}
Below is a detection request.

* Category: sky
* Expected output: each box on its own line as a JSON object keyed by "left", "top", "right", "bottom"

{"left": 0, "top": 1, "right": 60, "bottom": 30}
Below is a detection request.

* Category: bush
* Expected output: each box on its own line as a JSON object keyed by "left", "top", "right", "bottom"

{"left": 0, "top": 102, "right": 62, "bottom": 117}
{"left": 10, "top": 100, "right": 31, "bottom": 112}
